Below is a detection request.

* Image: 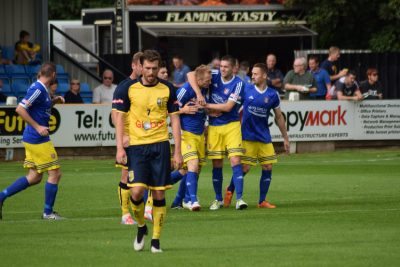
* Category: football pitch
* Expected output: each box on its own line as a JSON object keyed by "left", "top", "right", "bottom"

{"left": 0, "top": 148, "right": 399, "bottom": 266}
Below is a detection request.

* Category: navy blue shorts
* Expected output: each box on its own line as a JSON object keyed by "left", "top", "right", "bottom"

{"left": 127, "top": 141, "right": 172, "bottom": 190}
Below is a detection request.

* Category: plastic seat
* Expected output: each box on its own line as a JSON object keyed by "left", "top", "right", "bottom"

{"left": 11, "top": 77, "right": 31, "bottom": 87}
{"left": 56, "top": 64, "right": 66, "bottom": 73}
{"left": 5, "top": 65, "right": 26, "bottom": 75}
{"left": 79, "top": 83, "right": 92, "bottom": 98}
{"left": 1, "top": 83, "right": 13, "bottom": 96}
{"left": 12, "top": 83, "right": 28, "bottom": 99}
{"left": 1, "top": 46, "right": 15, "bottom": 61}
{"left": 56, "top": 82, "right": 69, "bottom": 94}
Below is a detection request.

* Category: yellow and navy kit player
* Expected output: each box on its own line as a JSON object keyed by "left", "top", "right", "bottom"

{"left": 171, "top": 82, "right": 207, "bottom": 209}
{"left": 1, "top": 64, "right": 64, "bottom": 221}
{"left": 112, "top": 77, "right": 137, "bottom": 225}
{"left": 114, "top": 79, "right": 179, "bottom": 147}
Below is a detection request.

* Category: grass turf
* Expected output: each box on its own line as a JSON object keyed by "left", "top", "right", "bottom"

{"left": 0, "top": 149, "right": 399, "bottom": 266}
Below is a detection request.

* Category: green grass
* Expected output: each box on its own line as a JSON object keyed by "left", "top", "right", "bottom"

{"left": 0, "top": 149, "right": 400, "bottom": 266}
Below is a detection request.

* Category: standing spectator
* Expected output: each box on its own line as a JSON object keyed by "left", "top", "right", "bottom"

{"left": 283, "top": 57, "right": 317, "bottom": 100}
{"left": 14, "top": 30, "right": 41, "bottom": 65}
{"left": 238, "top": 61, "right": 251, "bottom": 83}
{"left": 320, "top": 46, "right": 348, "bottom": 83}
{"left": 172, "top": 55, "right": 190, "bottom": 88}
{"left": 157, "top": 62, "right": 169, "bottom": 80}
{"left": 64, "top": 79, "right": 84, "bottom": 104}
{"left": 308, "top": 56, "right": 331, "bottom": 100}
{"left": 209, "top": 56, "right": 221, "bottom": 70}
{"left": 265, "top": 54, "right": 284, "bottom": 95}
{"left": 92, "top": 69, "right": 117, "bottom": 104}
{"left": 334, "top": 70, "right": 363, "bottom": 101}
{"left": 359, "top": 68, "right": 383, "bottom": 99}
{"left": 0, "top": 62, "right": 64, "bottom": 220}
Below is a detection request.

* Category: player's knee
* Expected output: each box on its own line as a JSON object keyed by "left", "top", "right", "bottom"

{"left": 262, "top": 164, "right": 273, "bottom": 171}
{"left": 229, "top": 156, "right": 241, "bottom": 166}
{"left": 242, "top": 164, "right": 251, "bottom": 174}
{"left": 27, "top": 172, "right": 43, "bottom": 185}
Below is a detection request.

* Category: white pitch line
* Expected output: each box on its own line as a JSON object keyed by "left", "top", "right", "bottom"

{"left": 2, "top": 208, "right": 400, "bottom": 224}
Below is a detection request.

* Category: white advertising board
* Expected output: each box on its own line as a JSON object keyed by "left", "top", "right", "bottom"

{"left": 0, "top": 100, "right": 399, "bottom": 148}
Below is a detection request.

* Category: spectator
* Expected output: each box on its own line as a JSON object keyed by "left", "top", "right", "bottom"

{"left": 49, "top": 79, "right": 58, "bottom": 99}
{"left": 209, "top": 57, "right": 221, "bottom": 70}
{"left": 0, "top": 80, "right": 7, "bottom": 102}
{"left": 92, "top": 69, "right": 117, "bottom": 104}
{"left": 320, "top": 46, "right": 348, "bottom": 83}
{"left": 172, "top": 55, "right": 190, "bottom": 88}
{"left": 233, "top": 58, "right": 240, "bottom": 76}
{"left": 14, "top": 30, "right": 41, "bottom": 65}
{"left": 283, "top": 57, "right": 317, "bottom": 100}
{"left": 308, "top": 55, "right": 331, "bottom": 100}
{"left": 359, "top": 68, "right": 383, "bottom": 100}
{"left": 158, "top": 62, "right": 169, "bottom": 80}
{"left": 265, "top": 54, "right": 284, "bottom": 95}
{"left": 330, "top": 70, "right": 363, "bottom": 101}
{"left": 237, "top": 61, "right": 251, "bottom": 83}
{"left": 64, "top": 79, "right": 84, "bottom": 104}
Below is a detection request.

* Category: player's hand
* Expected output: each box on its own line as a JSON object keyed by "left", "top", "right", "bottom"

{"left": 122, "top": 135, "right": 130, "bottom": 148}
{"left": 36, "top": 125, "right": 49, "bottom": 136}
{"left": 283, "top": 138, "right": 290, "bottom": 154}
{"left": 116, "top": 148, "right": 127, "bottom": 165}
{"left": 339, "top": 69, "right": 348, "bottom": 77}
{"left": 181, "top": 102, "right": 200, "bottom": 114}
{"left": 196, "top": 94, "right": 206, "bottom": 106}
{"left": 53, "top": 96, "right": 65, "bottom": 104}
{"left": 173, "top": 153, "right": 183, "bottom": 170}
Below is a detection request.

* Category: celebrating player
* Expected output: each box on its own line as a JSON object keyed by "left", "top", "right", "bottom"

{"left": 241, "top": 63, "right": 289, "bottom": 207}
{"left": 0, "top": 62, "right": 64, "bottom": 220}
{"left": 113, "top": 50, "right": 182, "bottom": 253}
{"left": 189, "top": 55, "right": 247, "bottom": 210}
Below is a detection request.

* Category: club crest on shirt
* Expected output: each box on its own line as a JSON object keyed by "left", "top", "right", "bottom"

{"left": 264, "top": 97, "right": 269, "bottom": 103}
{"left": 129, "top": 171, "right": 135, "bottom": 183}
{"left": 51, "top": 153, "right": 56, "bottom": 159}
{"left": 248, "top": 95, "right": 254, "bottom": 100}
{"left": 224, "top": 88, "right": 230, "bottom": 95}
{"left": 157, "top": 97, "right": 168, "bottom": 108}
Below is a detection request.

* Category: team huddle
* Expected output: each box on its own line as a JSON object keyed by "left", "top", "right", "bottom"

{"left": 112, "top": 50, "right": 289, "bottom": 252}
{"left": 0, "top": 50, "right": 289, "bottom": 254}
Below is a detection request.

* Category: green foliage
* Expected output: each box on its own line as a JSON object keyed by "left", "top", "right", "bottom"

{"left": 48, "top": 0, "right": 115, "bottom": 20}
{"left": 0, "top": 149, "right": 400, "bottom": 266}
{"left": 285, "top": 0, "right": 400, "bottom": 51}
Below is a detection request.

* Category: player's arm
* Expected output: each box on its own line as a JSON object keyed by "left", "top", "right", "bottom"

{"left": 51, "top": 95, "right": 65, "bottom": 106}
{"left": 206, "top": 100, "right": 236, "bottom": 113}
{"left": 114, "top": 110, "right": 127, "bottom": 164}
{"left": 16, "top": 104, "right": 49, "bottom": 136}
{"left": 170, "top": 113, "right": 183, "bottom": 170}
{"left": 273, "top": 107, "right": 290, "bottom": 154}
{"left": 187, "top": 71, "right": 205, "bottom": 105}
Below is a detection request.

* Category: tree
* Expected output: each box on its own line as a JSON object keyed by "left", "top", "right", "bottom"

{"left": 48, "top": 0, "right": 115, "bottom": 20}
{"left": 285, "top": 0, "right": 400, "bottom": 52}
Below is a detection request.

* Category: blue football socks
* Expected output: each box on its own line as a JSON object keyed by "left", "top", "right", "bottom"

{"left": 232, "top": 164, "right": 244, "bottom": 200}
{"left": 0, "top": 176, "right": 30, "bottom": 203}
{"left": 186, "top": 171, "right": 199, "bottom": 203}
{"left": 212, "top": 168, "right": 223, "bottom": 201}
{"left": 259, "top": 170, "right": 272, "bottom": 204}
{"left": 171, "top": 170, "right": 184, "bottom": 184}
{"left": 44, "top": 182, "right": 58, "bottom": 215}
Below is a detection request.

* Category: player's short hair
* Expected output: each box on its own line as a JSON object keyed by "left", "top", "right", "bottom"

{"left": 308, "top": 55, "right": 319, "bottom": 64}
{"left": 346, "top": 70, "right": 357, "bottom": 77}
{"left": 366, "top": 68, "right": 378, "bottom": 76}
{"left": 38, "top": 62, "right": 56, "bottom": 78}
{"left": 195, "top": 64, "right": 211, "bottom": 78}
{"left": 328, "top": 46, "right": 340, "bottom": 55}
{"left": 240, "top": 61, "right": 250, "bottom": 70}
{"left": 132, "top": 52, "right": 143, "bottom": 64}
{"left": 140, "top": 50, "right": 161, "bottom": 66}
{"left": 220, "top": 55, "right": 236, "bottom": 67}
{"left": 253, "top": 63, "right": 267, "bottom": 74}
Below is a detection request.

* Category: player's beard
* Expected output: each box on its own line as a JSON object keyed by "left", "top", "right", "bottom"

{"left": 143, "top": 74, "right": 157, "bottom": 85}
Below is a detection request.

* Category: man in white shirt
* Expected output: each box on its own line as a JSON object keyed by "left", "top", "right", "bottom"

{"left": 93, "top": 69, "right": 117, "bottom": 103}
